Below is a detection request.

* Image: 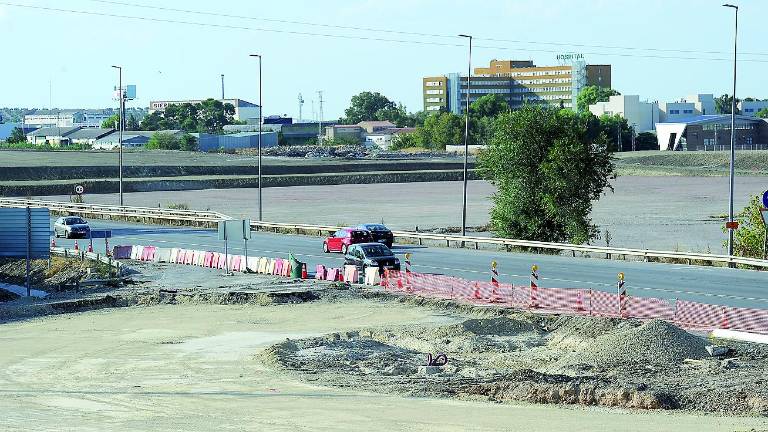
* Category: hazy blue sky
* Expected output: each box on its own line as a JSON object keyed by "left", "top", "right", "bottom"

{"left": 1, "top": 0, "right": 766, "bottom": 119}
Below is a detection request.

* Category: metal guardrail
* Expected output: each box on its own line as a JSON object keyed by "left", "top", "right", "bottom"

{"left": 3, "top": 198, "right": 767, "bottom": 269}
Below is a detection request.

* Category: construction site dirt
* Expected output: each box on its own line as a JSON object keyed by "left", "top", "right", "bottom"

{"left": 1, "top": 260, "right": 767, "bottom": 431}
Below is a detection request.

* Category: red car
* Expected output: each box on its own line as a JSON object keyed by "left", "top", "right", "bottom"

{"left": 323, "top": 228, "right": 373, "bottom": 254}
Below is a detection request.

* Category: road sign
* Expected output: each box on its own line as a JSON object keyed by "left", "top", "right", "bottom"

{"left": 726, "top": 221, "right": 739, "bottom": 230}
{"left": 217, "top": 219, "right": 251, "bottom": 241}
{"left": 762, "top": 190, "right": 768, "bottom": 208}
{"left": 760, "top": 208, "right": 768, "bottom": 226}
{"left": 74, "top": 184, "right": 84, "bottom": 195}
{"left": 89, "top": 230, "right": 112, "bottom": 239}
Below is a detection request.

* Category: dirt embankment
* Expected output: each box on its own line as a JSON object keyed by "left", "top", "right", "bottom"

{"left": 0, "top": 256, "right": 112, "bottom": 293}
{"left": 263, "top": 313, "right": 768, "bottom": 415}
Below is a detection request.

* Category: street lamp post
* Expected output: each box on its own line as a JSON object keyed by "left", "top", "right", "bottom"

{"left": 111, "top": 65, "right": 124, "bottom": 206}
{"left": 723, "top": 3, "right": 738, "bottom": 261}
{"left": 249, "top": 54, "right": 263, "bottom": 221}
{"left": 458, "top": 34, "right": 472, "bottom": 238}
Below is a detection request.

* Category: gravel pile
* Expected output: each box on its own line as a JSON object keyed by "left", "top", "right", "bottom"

{"left": 558, "top": 319, "right": 709, "bottom": 368}
{"left": 246, "top": 145, "right": 456, "bottom": 160}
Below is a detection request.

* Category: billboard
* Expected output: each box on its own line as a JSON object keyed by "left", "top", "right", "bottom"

{"left": 0, "top": 207, "right": 50, "bottom": 258}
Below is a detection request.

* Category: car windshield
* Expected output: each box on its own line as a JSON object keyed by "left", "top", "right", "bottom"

{"left": 351, "top": 231, "right": 370, "bottom": 240}
{"left": 361, "top": 244, "right": 392, "bottom": 257}
{"left": 363, "top": 224, "right": 388, "bottom": 232}
{"left": 65, "top": 218, "right": 85, "bottom": 225}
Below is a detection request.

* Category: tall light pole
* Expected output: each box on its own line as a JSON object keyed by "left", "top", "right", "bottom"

{"left": 458, "top": 34, "right": 472, "bottom": 237}
{"left": 111, "top": 65, "right": 124, "bottom": 206}
{"left": 249, "top": 54, "right": 263, "bottom": 221}
{"left": 723, "top": 3, "right": 738, "bottom": 260}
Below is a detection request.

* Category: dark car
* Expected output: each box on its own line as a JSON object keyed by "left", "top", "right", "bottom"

{"left": 53, "top": 216, "right": 91, "bottom": 239}
{"left": 344, "top": 243, "right": 400, "bottom": 273}
{"left": 355, "top": 223, "right": 393, "bottom": 248}
{"left": 323, "top": 228, "right": 374, "bottom": 254}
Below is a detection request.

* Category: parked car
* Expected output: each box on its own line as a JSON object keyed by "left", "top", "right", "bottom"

{"left": 53, "top": 216, "right": 91, "bottom": 239}
{"left": 344, "top": 243, "right": 400, "bottom": 273}
{"left": 323, "top": 228, "right": 373, "bottom": 254}
{"left": 355, "top": 223, "right": 394, "bottom": 248}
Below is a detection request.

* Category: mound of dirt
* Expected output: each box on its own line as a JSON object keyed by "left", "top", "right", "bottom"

{"left": 558, "top": 319, "right": 708, "bottom": 369}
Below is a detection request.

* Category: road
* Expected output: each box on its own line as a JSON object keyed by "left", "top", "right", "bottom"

{"left": 51, "top": 218, "right": 768, "bottom": 309}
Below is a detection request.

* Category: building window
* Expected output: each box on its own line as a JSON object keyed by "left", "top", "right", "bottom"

{"left": 425, "top": 81, "right": 443, "bottom": 87}
{"left": 745, "top": 108, "right": 754, "bottom": 113}
{"left": 426, "top": 106, "right": 441, "bottom": 111}
{"left": 669, "top": 109, "right": 680, "bottom": 114}
{"left": 426, "top": 97, "right": 443, "bottom": 103}
{"left": 683, "top": 109, "right": 693, "bottom": 114}
{"left": 746, "top": 137, "right": 753, "bottom": 145}
{"left": 425, "top": 89, "right": 444, "bottom": 95}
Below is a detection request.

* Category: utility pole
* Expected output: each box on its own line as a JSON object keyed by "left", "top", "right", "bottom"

{"left": 111, "top": 65, "right": 124, "bottom": 206}
{"left": 249, "top": 54, "right": 263, "bottom": 221}
{"left": 317, "top": 91, "right": 324, "bottom": 145}
{"left": 723, "top": 3, "right": 738, "bottom": 262}
{"left": 458, "top": 34, "right": 472, "bottom": 238}
{"left": 617, "top": 122, "right": 622, "bottom": 152}
{"left": 221, "top": 74, "right": 225, "bottom": 100}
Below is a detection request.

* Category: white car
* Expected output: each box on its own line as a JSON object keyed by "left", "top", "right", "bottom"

{"left": 53, "top": 216, "right": 91, "bottom": 239}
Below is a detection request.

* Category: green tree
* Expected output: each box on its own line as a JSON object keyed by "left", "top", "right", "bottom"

{"left": 101, "top": 114, "right": 120, "bottom": 129}
{"left": 140, "top": 111, "right": 164, "bottom": 131}
{"left": 146, "top": 132, "right": 180, "bottom": 150}
{"left": 478, "top": 106, "right": 615, "bottom": 244}
{"left": 343, "top": 91, "right": 396, "bottom": 124}
{"left": 374, "top": 102, "right": 409, "bottom": 127}
{"left": 178, "top": 133, "right": 198, "bottom": 151}
{"left": 727, "top": 195, "right": 767, "bottom": 259}
{"left": 197, "top": 99, "right": 235, "bottom": 133}
{"left": 756, "top": 108, "right": 768, "bottom": 119}
{"left": 421, "top": 111, "right": 464, "bottom": 150}
{"left": 126, "top": 113, "right": 140, "bottom": 131}
{"left": 634, "top": 132, "right": 659, "bottom": 151}
{"left": 405, "top": 110, "right": 428, "bottom": 127}
{"left": 598, "top": 114, "right": 632, "bottom": 152}
{"left": 470, "top": 94, "right": 509, "bottom": 118}
{"left": 389, "top": 132, "right": 418, "bottom": 150}
{"left": 715, "top": 94, "right": 740, "bottom": 114}
{"left": 6, "top": 127, "right": 27, "bottom": 144}
{"left": 577, "top": 85, "right": 620, "bottom": 112}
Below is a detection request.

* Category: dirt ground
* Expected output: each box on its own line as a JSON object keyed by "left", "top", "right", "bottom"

{"left": 2, "top": 301, "right": 767, "bottom": 432}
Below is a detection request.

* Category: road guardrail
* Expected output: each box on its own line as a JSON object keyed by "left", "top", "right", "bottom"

{"left": 3, "top": 198, "right": 766, "bottom": 269}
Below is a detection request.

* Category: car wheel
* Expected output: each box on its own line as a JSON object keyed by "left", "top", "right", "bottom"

{"left": 342, "top": 244, "right": 348, "bottom": 255}
{"left": 64, "top": 231, "right": 70, "bottom": 239}
{"left": 323, "top": 242, "right": 329, "bottom": 253}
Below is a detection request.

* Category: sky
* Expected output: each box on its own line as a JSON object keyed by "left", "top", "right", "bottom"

{"left": 0, "top": 0, "right": 766, "bottom": 120}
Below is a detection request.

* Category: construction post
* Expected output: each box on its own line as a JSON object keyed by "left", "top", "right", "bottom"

{"left": 404, "top": 252, "right": 412, "bottom": 291}
{"left": 529, "top": 264, "right": 539, "bottom": 308}
{"left": 617, "top": 272, "right": 626, "bottom": 317}
{"left": 490, "top": 260, "right": 502, "bottom": 303}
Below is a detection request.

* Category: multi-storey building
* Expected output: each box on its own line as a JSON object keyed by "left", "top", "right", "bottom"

{"left": 423, "top": 58, "right": 611, "bottom": 113}
{"left": 739, "top": 100, "right": 768, "bottom": 117}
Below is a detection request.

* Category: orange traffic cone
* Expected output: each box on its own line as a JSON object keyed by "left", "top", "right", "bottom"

{"left": 74, "top": 240, "right": 79, "bottom": 251}
{"left": 87, "top": 242, "right": 93, "bottom": 253}
{"left": 51, "top": 237, "right": 56, "bottom": 248}
{"left": 575, "top": 290, "right": 585, "bottom": 312}
{"left": 301, "top": 263, "right": 308, "bottom": 279}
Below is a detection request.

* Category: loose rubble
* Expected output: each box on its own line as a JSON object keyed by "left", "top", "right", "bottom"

{"left": 264, "top": 315, "right": 768, "bottom": 415}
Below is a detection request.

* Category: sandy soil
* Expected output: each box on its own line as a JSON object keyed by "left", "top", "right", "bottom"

{"left": 1, "top": 302, "right": 766, "bottom": 432}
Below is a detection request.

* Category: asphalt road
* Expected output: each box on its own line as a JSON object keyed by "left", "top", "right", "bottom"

{"left": 50, "top": 218, "right": 768, "bottom": 309}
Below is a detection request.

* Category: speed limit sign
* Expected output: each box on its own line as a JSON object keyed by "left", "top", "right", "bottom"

{"left": 74, "top": 184, "right": 85, "bottom": 195}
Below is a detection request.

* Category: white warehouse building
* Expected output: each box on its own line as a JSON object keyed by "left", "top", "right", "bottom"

{"left": 588, "top": 95, "right": 659, "bottom": 132}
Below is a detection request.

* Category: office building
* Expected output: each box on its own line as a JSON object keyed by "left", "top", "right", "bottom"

{"left": 655, "top": 115, "right": 768, "bottom": 151}
{"left": 739, "top": 100, "right": 768, "bottom": 117}
{"left": 589, "top": 95, "right": 660, "bottom": 132}
{"left": 423, "top": 58, "right": 612, "bottom": 113}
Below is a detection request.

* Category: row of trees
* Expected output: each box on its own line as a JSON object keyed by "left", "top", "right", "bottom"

{"left": 340, "top": 91, "right": 426, "bottom": 127}
{"left": 99, "top": 99, "right": 241, "bottom": 133}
